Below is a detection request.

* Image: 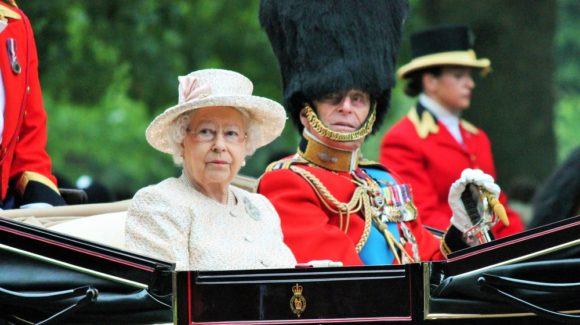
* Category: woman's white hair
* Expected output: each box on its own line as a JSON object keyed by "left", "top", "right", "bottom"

{"left": 166, "top": 107, "right": 258, "bottom": 166}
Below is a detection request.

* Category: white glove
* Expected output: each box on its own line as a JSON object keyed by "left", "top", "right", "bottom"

{"left": 449, "top": 168, "right": 500, "bottom": 233}
{"left": 301, "top": 260, "right": 343, "bottom": 268}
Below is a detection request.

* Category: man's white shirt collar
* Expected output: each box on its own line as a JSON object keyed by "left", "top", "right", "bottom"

{"left": 419, "top": 93, "right": 463, "bottom": 144}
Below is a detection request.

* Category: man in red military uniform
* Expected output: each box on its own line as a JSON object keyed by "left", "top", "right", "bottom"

{"left": 0, "top": 1, "right": 64, "bottom": 209}
{"left": 258, "top": 1, "right": 506, "bottom": 266}
{"left": 380, "top": 25, "right": 524, "bottom": 238}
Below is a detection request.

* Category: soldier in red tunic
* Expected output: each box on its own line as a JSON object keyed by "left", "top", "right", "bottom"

{"left": 380, "top": 25, "right": 524, "bottom": 238}
{"left": 0, "top": 1, "right": 64, "bottom": 209}
{"left": 258, "top": 1, "right": 507, "bottom": 266}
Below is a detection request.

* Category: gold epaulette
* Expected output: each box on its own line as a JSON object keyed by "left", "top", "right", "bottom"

{"left": 460, "top": 119, "right": 479, "bottom": 134}
{"left": 0, "top": 1, "right": 20, "bottom": 19}
{"left": 15, "top": 171, "right": 60, "bottom": 195}
{"left": 264, "top": 154, "right": 308, "bottom": 172}
{"left": 0, "top": 0, "right": 17, "bottom": 7}
{"left": 407, "top": 106, "right": 438, "bottom": 139}
{"left": 358, "top": 159, "right": 388, "bottom": 171}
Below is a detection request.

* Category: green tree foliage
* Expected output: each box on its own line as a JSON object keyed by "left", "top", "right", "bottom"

{"left": 555, "top": 0, "right": 580, "bottom": 161}
{"left": 557, "top": 0, "right": 580, "bottom": 96}
{"left": 555, "top": 97, "right": 580, "bottom": 162}
{"left": 26, "top": 0, "right": 284, "bottom": 112}
{"left": 44, "top": 72, "right": 177, "bottom": 199}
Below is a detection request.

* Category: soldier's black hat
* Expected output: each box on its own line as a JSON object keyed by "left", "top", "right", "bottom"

{"left": 260, "top": 0, "right": 409, "bottom": 133}
{"left": 398, "top": 25, "right": 490, "bottom": 79}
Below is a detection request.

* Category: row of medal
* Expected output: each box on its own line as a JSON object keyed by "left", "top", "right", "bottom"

{"left": 369, "top": 183, "right": 418, "bottom": 223}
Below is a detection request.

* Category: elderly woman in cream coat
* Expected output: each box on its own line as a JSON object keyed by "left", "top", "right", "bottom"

{"left": 125, "top": 69, "right": 296, "bottom": 271}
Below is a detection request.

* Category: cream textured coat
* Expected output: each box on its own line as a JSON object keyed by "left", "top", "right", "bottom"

{"left": 125, "top": 175, "right": 296, "bottom": 271}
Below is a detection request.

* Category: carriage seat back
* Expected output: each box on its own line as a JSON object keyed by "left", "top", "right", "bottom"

{"left": 48, "top": 211, "right": 127, "bottom": 249}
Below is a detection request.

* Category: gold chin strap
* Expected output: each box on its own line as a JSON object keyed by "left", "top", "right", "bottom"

{"left": 302, "top": 103, "right": 376, "bottom": 142}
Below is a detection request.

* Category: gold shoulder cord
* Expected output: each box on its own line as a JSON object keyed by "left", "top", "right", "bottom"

{"left": 372, "top": 219, "right": 414, "bottom": 264}
{"left": 351, "top": 171, "right": 416, "bottom": 264}
{"left": 290, "top": 165, "right": 416, "bottom": 263}
{"left": 290, "top": 166, "right": 372, "bottom": 252}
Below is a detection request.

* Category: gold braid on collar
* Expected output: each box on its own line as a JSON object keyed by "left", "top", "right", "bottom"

{"left": 302, "top": 103, "right": 376, "bottom": 142}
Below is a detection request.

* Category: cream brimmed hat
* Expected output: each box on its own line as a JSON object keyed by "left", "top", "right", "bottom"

{"left": 146, "top": 69, "right": 286, "bottom": 154}
{"left": 397, "top": 25, "right": 491, "bottom": 79}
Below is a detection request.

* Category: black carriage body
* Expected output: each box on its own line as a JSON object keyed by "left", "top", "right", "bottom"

{"left": 0, "top": 217, "right": 174, "bottom": 324}
{"left": 174, "top": 216, "right": 580, "bottom": 324}
{"left": 174, "top": 264, "right": 424, "bottom": 324}
{"left": 1, "top": 214, "right": 579, "bottom": 324}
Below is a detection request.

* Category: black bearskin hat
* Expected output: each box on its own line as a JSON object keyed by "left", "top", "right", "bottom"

{"left": 260, "top": 0, "right": 409, "bottom": 133}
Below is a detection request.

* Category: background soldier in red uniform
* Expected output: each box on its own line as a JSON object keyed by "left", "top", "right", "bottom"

{"left": 380, "top": 25, "right": 524, "bottom": 238}
{"left": 258, "top": 1, "right": 507, "bottom": 266}
{"left": 0, "top": 1, "right": 64, "bottom": 209}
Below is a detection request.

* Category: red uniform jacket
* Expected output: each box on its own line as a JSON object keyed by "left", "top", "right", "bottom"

{"left": 258, "top": 162, "right": 444, "bottom": 266}
{"left": 380, "top": 105, "right": 524, "bottom": 238}
{"left": 0, "top": 3, "right": 62, "bottom": 206}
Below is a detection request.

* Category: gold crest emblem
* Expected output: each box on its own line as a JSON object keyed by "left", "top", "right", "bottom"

{"left": 289, "top": 283, "right": 306, "bottom": 317}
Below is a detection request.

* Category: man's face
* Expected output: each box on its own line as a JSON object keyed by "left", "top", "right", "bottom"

{"left": 301, "top": 89, "right": 371, "bottom": 151}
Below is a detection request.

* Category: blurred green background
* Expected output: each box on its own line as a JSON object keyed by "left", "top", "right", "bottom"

{"left": 20, "top": 0, "right": 579, "bottom": 201}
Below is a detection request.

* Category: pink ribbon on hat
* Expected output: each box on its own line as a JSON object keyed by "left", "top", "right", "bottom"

{"left": 178, "top": 75, "right": 212, "bottom": 104}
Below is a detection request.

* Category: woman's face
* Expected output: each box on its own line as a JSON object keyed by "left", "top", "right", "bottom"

{"left": 182, "top": 106, "right": 247, "bottom": 190}
{"left": 425, "top": 66, "right": 475, "bottom": 111}
{"left": 302, "top": 89, "right": 371, "bottom": 151}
